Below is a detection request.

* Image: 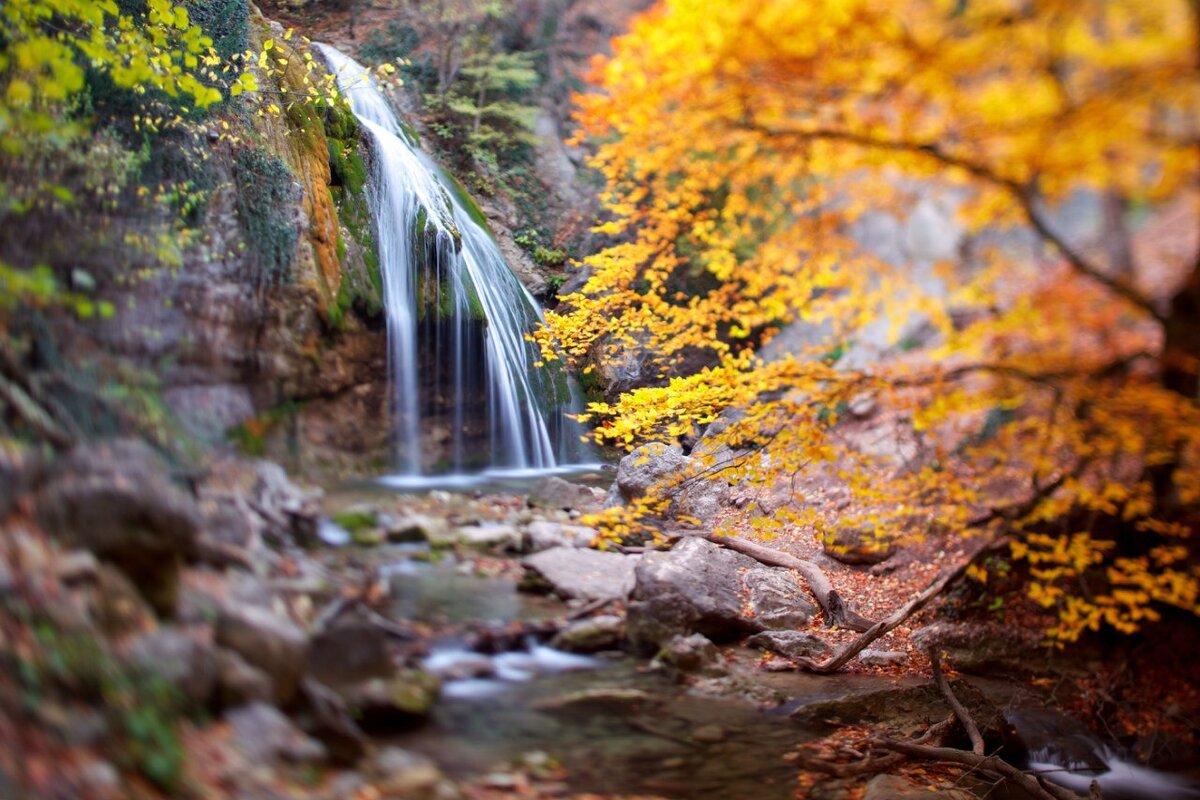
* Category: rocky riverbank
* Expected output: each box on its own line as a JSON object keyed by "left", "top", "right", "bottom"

{"left": 2, "top": 439, "right": 1198, "bottom": 800}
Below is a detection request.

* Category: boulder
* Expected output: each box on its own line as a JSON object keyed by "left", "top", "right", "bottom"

{"left": 126, "top": 627, "right": 217, "bottom": 706}
{"left": 822, "top": 526, "right": 897, "bottom": 565}
{"left": 550, "top": 615, "right": 625, "bottom": 653}
{"left": 305, "top": 608, "right": 394, "bottom": 688}
{"left": 336, "top": 669, "right": 440, "bottom": 730}
{"left": 626, "top": 537, "right": 815, "bottom": 651}
{"left": 522, "top": 547, "right": 639, "bottom": 601}
{"left": 524, "top": 520, "right": 597, "bottom": 551}
{"left": 607, "top": 442, "right": 732, "bottom": 528}
{"left": 215, "top": 604, "right": 308, "bottom": 704}
{"left": 858, "top": 649, "right": 909, "bottom": 668}
{"left": 657, "top": 633, "right": 721, "bottom": 673}
{"left": 746, "top": 631, "right": 832, "bottom": 661}
{"left": 225, "top": 702, "right": 326, "bottom": 765}
{"left": 911, "top": 621, "right": 1046, "bottom": 674}
{"left": 35, "top": 439, "right": 201, "bottom": 614}
{"left": 452, "top": 523, "right": 522, "bottom": 551}
{"left": 527, "top": 476, "right": 605, "bottom": 512}
{"left": 612, "top": 442, "right": 690, "bottom": 502}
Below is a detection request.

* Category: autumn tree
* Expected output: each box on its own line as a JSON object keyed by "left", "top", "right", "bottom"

{"left": 540, "top": 0, "right": 1200, "bottom": 642}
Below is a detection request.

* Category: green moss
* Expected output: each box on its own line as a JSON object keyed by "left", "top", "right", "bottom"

{"left": 233, "top": 146, "right": 300, "bottom": 285}
{"left": 333, "top": 509, "right": 378, "bottom": 534}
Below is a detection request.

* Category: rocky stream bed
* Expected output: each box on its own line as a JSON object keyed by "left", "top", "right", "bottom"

{"left": 2, "top": 440, "right": 1198, "bottom": 800}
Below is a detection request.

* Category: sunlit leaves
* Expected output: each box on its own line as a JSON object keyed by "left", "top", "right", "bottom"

{"left": 542, "top": 0, "right": 1200, "bottom": 640}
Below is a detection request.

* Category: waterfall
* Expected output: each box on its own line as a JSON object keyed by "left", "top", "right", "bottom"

{"left": 316, "top": 44, "right": 586, "bottom": 476}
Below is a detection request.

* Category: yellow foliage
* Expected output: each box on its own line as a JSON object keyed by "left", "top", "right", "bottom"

{"left": 541, "top": 0, "right": 1200, "bottom": 640}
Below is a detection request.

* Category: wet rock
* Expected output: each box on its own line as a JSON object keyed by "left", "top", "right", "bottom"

{"left": 550, "top": 615, "right": 624, "bottom": 653}
{"left": 910, "top": 621, "right": 1045, "bottom": 674}
{"left": 215, "top": 647, "right": 274, "bottom": 709}
{"left": 35, "top": 439, "right": 201, "bottom": 614}
{"left": 226, "top": 702, "right": 326, "bottom": 764}
{"left": 533, "top": 687, "right": 652, "bottom": 712}
{"left": 337, "top": 669, "right": 440, "bottom": 730}
{"left": 858, "top": 649, "right": 909, "bottom": 667}
{"left": 822, "top": 525, "right": 897, "bottom": 565}
{"left": 864, "top": 774, "right": 974, "bottom": 800}
{"left": 527, "top": 476, "right": 605, "bottom": 511}
{"left": 127, "top": 627, "right": 217, "bottom": 705}
{"left": 306, "top": 608, "right": 393, "bottom": 687}
{"left": 522, "top": 546, "right": 639, "bottom": 601}
{"left": 524, "top": 520, "right": 597, "bottom": 551}
{"left": 746, "top": 630, "right": 832, "bottom": 661}
{"left": 216, "top": 604, "right": 308, "bottom": 704}
{"left": 657, "top": 633, "right": 721, "bottom": 673}
{"left": 627, "top": 537, "right": 812, "bottom": 651}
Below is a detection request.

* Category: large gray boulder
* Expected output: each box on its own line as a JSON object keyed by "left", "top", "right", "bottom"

{"left": 527, "top": 476, "right": 605, "bottom": 512}
{"left": 522, "top": 546, "right": 640, "bottom": 601}
{"left": 606, "top": 442, "right": 731, "bottom": 528}
{"left": 626, "top": 537, "right": 816, "bottom": 651}
{"left": 611, "top": 442, "right": 691, "bottom": 502}
{"left": 35, "top": 439, "right": 201, "bottom": 615}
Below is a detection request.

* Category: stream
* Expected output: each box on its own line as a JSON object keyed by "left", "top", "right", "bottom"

{"left": 322, "top": 478, "right": 1200, "bottom": 800}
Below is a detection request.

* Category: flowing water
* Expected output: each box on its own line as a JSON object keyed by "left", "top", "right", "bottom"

{"left": 316, "top": 45, "right": 588, "bottom": 476}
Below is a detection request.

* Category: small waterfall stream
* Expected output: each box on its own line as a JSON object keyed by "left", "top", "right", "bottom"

{"left": 317, "top": 45, "right": 586, "bottom": 477}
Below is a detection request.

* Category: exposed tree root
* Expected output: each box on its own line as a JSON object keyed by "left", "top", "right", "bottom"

{"left": 700, "top": 532, "right": 875, "bottom": 632}
{"left": 930, "top": 651, "right": 985, "bottom": 755}
{"left": 874, "top": 739, "right": 1084, "bottom": 800}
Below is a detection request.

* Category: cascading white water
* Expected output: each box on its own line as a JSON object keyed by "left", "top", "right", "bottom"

{"left": 316, "top": 44, "right": 585, "bottom": 476}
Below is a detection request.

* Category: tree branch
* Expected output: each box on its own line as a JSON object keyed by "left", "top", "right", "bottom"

{"left": 875, "top": 739, "right": 1082, "bottom": 800}
{"left": 743, "top": 123, "right": 1164, "bottom": 324}
{"left": 699, "top": 532, "right": 875, "bottom": 632}
{"left": 930, "top": 650, "right": 985, "bottom": 755}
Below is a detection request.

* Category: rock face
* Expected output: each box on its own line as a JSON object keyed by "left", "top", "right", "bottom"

{"left": 626, "top": 537, "right": 817, "bottom": 651}
{"left": 522, "top": 547, "right": 640, "bottom": 601}
{"left": 35, "top": 439, "right": 201, "bottom": 615}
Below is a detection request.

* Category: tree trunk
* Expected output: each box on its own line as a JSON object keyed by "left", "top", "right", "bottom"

{"left": 1162, "top": 265, "right": 1200, "bottom": 400}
